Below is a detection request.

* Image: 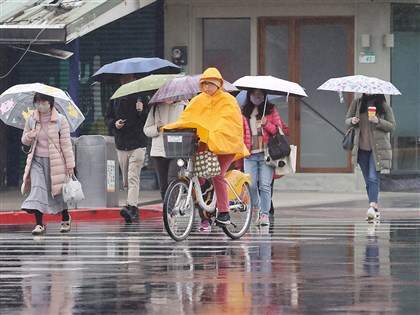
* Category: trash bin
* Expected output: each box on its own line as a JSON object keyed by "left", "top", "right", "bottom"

{"left": 75, "top": 135, "right": 119, "bottom": 207}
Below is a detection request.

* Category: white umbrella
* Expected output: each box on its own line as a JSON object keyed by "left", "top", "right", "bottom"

{"left": 317, "top": 75, "right": 401, "bottom": 102}
{"left": 235, "top": 90, "right": 283, "bottom": 106}
{"left": 233, "top": 75, "right": 307, "bottom": 98}
{"left": 0, "top": 83, "right": 85, "bottom": 132}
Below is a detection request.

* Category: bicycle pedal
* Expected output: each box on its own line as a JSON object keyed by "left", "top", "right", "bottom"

{"left": 215, "top": 220, "right": 233, "bottom": 228}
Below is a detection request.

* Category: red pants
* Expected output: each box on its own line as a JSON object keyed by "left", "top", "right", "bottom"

{"left": 213, "top": 154, "right": 235, "bottom": 213}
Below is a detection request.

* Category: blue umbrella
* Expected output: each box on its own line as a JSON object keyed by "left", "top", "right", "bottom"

{"left": 92, "top": 57, "right": 181, "bottom": 83}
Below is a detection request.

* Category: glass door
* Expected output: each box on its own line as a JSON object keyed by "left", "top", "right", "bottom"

{"left": 259, "top": 17, "right": 354, "bottom": 172}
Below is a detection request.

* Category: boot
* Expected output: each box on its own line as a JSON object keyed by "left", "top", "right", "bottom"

{"left": 130, "top": 205, "right": 139, "bottom": 223}
{"left": 120, "top": 205, "right": 133, "bottom": 223}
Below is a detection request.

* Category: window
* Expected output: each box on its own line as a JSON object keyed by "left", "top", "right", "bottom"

{"left": 203, "top": 19, "right": 250, "bottom": 82}
{"left": 391, "top": 3, "right": 420, "bottom": 173}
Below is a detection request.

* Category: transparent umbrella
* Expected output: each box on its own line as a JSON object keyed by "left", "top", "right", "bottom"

{"left": 0, "top": 83, "right": 85, "bottom": 132}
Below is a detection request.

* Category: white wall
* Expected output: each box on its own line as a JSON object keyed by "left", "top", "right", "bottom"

{"left": 355, "top": 3, "right": 392, "bottom": 80}
{"left": 164, "top": 0, "right": 401, "bottom": 79}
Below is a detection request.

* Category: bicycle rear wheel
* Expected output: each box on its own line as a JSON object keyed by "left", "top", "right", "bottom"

{"left": 222, "top": 182, "right": 252, "bottom": 239}
{"left": 163, "top": 179, "right": 195, "bottom": 241}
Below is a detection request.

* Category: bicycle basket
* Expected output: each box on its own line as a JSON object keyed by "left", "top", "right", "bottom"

{"left": 163, "top": 128, "right": 198, "bottom": 158}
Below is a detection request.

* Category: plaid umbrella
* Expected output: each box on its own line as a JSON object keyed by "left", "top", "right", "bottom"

{"left": 149, "top": 74, "right": 239, "bottom": 104}
{"left": 0, "top": 83, "right": 85, "bottom": 132}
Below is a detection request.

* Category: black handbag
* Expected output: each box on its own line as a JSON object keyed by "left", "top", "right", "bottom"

{"left": 342, "top": 100, "right": 359, "bottom": 151}
{"left": 342, "top": 127, "right": 355, "bottom": 151}
{"left": 267, "top": 126, "right": 291, "bottom": 160}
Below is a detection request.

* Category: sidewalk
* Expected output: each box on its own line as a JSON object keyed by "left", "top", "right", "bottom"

{"left": 0, "top": 187, "right": 418, "bottom": 224}
{"left": 0, "top": 188, "right": 163, "bottom": 224}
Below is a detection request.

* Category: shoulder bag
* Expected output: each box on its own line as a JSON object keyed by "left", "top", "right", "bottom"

{"left": 266, "top": 126, "right": 291, "bottom": 160}
{"left": 342, "top": 99, "right": 359, "bottom": 151}
{"left": 342, "top": 127, "right": 355, "bottom": 151}
{"left": 261, "top": 103, "right": 291, "bottom": 161}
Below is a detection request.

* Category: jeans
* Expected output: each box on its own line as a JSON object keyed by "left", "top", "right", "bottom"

{"left": 357, "top": 149, "right": 380, "bottom": 204}
{"left": 244, "top": 152, "right": 275, "bottom": 215}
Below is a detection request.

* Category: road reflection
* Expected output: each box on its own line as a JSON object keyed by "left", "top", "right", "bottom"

{"left": 20, "top": 236, "right": 82, "bottom": 314}
{"left": 0, "top": 218, "right": 418, "bottom": 314}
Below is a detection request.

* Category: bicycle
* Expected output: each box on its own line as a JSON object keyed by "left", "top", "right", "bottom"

{"left": 162, "top": 129, "right": 253, "bottom": 242}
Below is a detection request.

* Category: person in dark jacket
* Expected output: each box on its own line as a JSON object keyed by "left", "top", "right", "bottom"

{"left": 345, "top": 93, "right": 396, "bottom": 221}
{"left": 104, "top": 74, "right": 148, "bottom": 223}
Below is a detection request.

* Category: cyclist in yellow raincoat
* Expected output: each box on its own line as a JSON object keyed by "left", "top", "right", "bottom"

{"left": 164, "top": 67, "right": 249, "bottom": 226}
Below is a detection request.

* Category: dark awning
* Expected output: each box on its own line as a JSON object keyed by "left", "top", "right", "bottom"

{"left": 0, "top": 0, "right": 156, "bottom": 45}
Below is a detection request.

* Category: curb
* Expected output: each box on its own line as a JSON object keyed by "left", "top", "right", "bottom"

{"left": 0, "top": 205, "right": 163, "bottom": 225}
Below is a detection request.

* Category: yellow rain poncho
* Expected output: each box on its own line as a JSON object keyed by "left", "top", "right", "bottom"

{"left": 164, "top": 68, "right": 249, "bottom": 160}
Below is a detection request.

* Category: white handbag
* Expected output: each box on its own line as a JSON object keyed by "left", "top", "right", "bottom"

{"left": 62, "top": 174, "right": 85, "bottom": 205}
{"left": 274, "top": 145, "right": 297, "bottom": 176}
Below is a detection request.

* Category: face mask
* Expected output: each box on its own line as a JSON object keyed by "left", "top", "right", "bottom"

{"left": 35, "top": 103, "right": 51, "bottom": 114}
{"left": 250, "top": 95, "right": 264, "bottom": 106}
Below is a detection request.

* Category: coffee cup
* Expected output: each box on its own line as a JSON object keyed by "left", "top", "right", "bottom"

{"left": 368, "top": 106, "right": 376, "bottom": 117}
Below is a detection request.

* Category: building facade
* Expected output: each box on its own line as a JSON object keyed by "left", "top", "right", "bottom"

{"left": 162, "top": 0, "right": 419, "bottom": 191}
{"left": 1, "top": 0, "right": 419, "bottom": 191}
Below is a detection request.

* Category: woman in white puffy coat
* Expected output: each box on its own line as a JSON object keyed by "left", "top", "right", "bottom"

{"left": 21, "top": 92, "right": 75, "bottom": 235}
{"left": 143, "top": 100, "right": 186, "bottom": 199}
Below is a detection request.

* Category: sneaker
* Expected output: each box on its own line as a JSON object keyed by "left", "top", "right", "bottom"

{"left": 252, "top": 208, "right": 260, "bottom": 224}
{"left": 201, "top": 180, "right": 214, "bottom": 204}
{"left": 120, "top": 205, "right": 134, "bottom": 223}
{"left": 258, "top": 214, "right": 270, "bottom": 226}
{"left": 366, "top": 207, "right": 380, "bottom": 221}
{"left": 259, "top": 225, "right": 270, "bottom": 234}
{"left": 216, "top": 212, "right": 230, "bottom": 225}
{"left": 32, "top": 225, "right": 45, "bottom": 235}
{"left": 60, "top": 215, "right": 72, "bottom": 233}
{"left": 199, "top": 219, "right": 212, "bottom": 231}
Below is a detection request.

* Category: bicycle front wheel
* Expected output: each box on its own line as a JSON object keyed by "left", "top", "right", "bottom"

{"left": 223, "top": 182, "right": 252, "bottom": 240}
{"left": 163, "top": 179, "right": 195, "bottom": 241}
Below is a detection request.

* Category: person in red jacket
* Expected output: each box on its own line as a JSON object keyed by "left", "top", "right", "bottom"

{"left": 238, "top": 89, "right": 285, "bottom": 227}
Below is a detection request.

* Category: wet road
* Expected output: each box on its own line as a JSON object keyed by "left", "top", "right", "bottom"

{"left": 1, "top": 218, "right": 419, "bottom": 315}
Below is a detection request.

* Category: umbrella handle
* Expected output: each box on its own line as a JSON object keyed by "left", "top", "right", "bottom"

{"left": 262, "top": 96, "right": 268, "bottom": 118}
